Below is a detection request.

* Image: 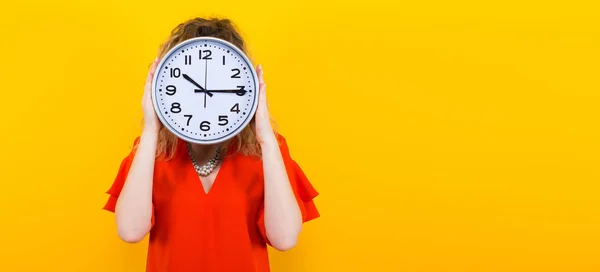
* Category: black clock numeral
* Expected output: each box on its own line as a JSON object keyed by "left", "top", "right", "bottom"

{"left": 199, "top": 50, "right": 212, "bottom": 60}
{"left": 231, "top": 68, "right": 241, "bottom": 78}
{"left": 166, "top": 85, "right": 176, "bottom": 95}
{"left": 170, "top": 68, "right": 181, "bottom": 78}
{"left": 200, "top": 121, "right": 211, "bottom": 131}
{"left": 184, "top": 55, "right": 192, "bottom": 65}
{"left": 184, "top": 115, "right": 193, "bottom": 126}
{"left": 218, "top": 115, "right": 229, "bottom": 126}
{"left": 222, "top": 55, "right": 225, "bottom": 65}
{"left": 236, "top": 86, "right": 246, "bottom": 96}
{"left": 170, "top": 102, "right": 181, "bottom": 113}
{"left": 230, "top": 103, "right": 240, "bottom": 113}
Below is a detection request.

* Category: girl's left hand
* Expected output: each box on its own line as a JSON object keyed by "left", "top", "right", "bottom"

{"left": 254, "top": 65, "right": 276, "bottom": 145}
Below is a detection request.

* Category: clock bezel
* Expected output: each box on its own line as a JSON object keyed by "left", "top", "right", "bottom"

{"left": 151, "top": 36, "right": 260, "bottom": 145}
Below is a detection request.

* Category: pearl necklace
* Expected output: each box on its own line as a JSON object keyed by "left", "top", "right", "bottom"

{"left": 186, "top": 142, "right": 222, "bottom": 177}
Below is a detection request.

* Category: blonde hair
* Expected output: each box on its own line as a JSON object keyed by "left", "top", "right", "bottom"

{"left": 145, "top": 17, "right": 274, "bottom": 160}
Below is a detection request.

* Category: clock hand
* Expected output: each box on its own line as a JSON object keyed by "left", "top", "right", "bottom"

{"left": 203, "top": 89, "right": 248, "bottom": 96}
{"left": 204, "top": 59, "right": 208, "bottom": 108}
{"left": 194, "top": 89, "right": 213, "bottom": 97}
{"left": 182, "top": 74, "right": 213, "bottom": 96}
{"left": 195, "top": 89, "right": 246, "bottom": 95}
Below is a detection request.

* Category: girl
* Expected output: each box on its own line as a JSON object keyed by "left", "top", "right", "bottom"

{"left": 103, "top": 17, "right": 319, "bottom": 272}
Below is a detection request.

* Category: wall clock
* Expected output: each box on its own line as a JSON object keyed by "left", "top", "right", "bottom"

{"left": 151, "top": 37, "right": 259, "bottom": 145}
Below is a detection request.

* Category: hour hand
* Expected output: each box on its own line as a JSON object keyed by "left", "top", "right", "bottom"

{"left": 182, "top": 74, "right": 212, "bottom": 95}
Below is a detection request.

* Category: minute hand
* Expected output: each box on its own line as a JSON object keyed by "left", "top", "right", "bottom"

{"left": 200, "top": 89, "right": 247, "bottom": 96}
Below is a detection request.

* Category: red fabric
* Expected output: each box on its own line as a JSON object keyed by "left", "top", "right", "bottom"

{"left": 103, "top": 135, "right": 319, "bottom": 272}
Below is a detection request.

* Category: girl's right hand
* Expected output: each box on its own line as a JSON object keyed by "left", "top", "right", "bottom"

{"left": 142, "top": 58, "right": 161, "bottom": 134}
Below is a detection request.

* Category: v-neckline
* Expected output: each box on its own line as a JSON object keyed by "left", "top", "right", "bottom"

{"left": 183, "top": 142, "right": 228, "bottom": 196}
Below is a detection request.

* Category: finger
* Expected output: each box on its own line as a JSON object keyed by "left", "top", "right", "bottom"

{"left": 256, "top": 64, "right": 266, "bottom": 97}
{"left": 145, "top": 58, "right": 160, "bottom": 89}
{"left": 259, "top": 79, "right": 266, "bottom": 98}
{"left": 259, "top": 82, "right": 267, "bottom": 102}
{"left": 257, "top": 64, "right": 265, "bottom": 85}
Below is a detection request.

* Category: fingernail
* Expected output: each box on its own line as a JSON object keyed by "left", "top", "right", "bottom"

{"left": 258, "top": 64, "right": 262, "bottom": 70}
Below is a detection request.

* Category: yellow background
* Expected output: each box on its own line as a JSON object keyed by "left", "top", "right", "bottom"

{"left": 1, "top": 0, "right": 599, "bottom": 271}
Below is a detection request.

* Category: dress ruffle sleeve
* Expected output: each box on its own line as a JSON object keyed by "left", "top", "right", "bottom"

{"left": 103, "top": 137, "right": 155, "bottom": 227}
{"left": 257, "top": 135, "right": 320, "bottom": 245}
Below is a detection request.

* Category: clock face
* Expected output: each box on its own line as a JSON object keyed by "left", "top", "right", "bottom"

{"left": 151, "top": 37, "right": 259, "bottom": 145}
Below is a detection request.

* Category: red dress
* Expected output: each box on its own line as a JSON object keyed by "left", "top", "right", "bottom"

{"left": 103, "top": 135, "right": 319, "bottom": 272}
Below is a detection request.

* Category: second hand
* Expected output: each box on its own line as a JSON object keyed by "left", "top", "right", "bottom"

{"left": 204, "top": 58, "right": 208, "bottom": 108}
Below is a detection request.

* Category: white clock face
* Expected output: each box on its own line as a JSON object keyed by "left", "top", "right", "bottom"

{"left": 151, "top": 37, "right": 259, "bottom": 145}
